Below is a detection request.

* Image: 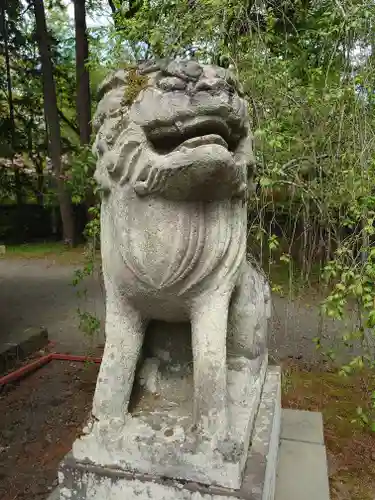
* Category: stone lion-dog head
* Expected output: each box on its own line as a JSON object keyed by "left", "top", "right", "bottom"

{"left": 92, "top": 59, "right": 255, "bottom": 201}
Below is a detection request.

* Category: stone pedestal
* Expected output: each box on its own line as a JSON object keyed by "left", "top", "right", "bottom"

{"left": 58, "top": 367, "right": 281, "bottom": 500}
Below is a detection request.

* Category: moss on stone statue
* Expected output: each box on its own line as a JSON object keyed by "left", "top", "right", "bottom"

{"left": 122, "top": 68, "right": 148, "bottom": 106}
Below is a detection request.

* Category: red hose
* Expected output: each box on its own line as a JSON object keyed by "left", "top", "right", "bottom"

{"left": 0, "top": 352, "right": 102, "bottom": 386}
{"left": 0, "top": 354, "right": 53, "bottom": 385}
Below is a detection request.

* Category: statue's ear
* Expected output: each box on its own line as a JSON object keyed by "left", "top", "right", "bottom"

{"left": 97, "top": 69, "right": 128, "bottom": 101}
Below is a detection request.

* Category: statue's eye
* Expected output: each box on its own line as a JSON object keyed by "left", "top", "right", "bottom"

{"left": 195, "top": 78, "right": 233, "bottom": 93}
{"left": 158, "top": 77, "right": 187, "bottom": 92}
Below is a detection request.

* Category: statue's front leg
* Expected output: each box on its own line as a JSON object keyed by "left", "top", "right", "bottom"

{"left": 92, "top": 287, "right": 145, "bottom": 425}
{"left": 190, "top": 291, "right": 230, "bottom": 441}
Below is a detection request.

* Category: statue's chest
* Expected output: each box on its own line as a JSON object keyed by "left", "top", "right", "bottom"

{"left": 113, "top": 194, "right": 238, "bottom": 292}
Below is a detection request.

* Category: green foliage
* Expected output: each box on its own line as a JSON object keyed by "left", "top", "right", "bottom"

{"left": 73, "top": 218, "right": 101, "bottom": 340}
{"left": 77, "top": 309, "right": 101, "bottom": 338}
{"left": 66, "top": 145, "right": 97, "bottom": 205}
{"left": 68, "top": 145, "right": 101, "bottom": 340}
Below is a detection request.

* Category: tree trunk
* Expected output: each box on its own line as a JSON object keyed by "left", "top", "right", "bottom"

{"left": 27, "top": 119, "right": 44, "bottom": 206}
{"left": 32, "top": 0, "right": 75, "bottom": 245}
{"left": 74, "top": 0, "right": 97, "bottom": 222}
{"left": 1, "top": 2, "right": 22, "bottom": 207}
{"left": 74, "top": 0, "right": 91, "bottom": 145}
{"left": 34, "top": 157, "right": 45, "bottom": 206}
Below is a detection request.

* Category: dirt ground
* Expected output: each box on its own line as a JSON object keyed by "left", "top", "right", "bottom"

{"left": 0, "top": 359, "right": 99, "bottom": 500}
{"left": 0, "top": 257, "right": 357, "bottom": 362}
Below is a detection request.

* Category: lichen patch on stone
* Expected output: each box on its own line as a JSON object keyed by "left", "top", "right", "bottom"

{"left": 123, "top": 68, "right": 148, "bottom": 106}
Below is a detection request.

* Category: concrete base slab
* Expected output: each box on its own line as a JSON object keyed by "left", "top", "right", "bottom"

{"left": 52, "top": 407, "right": 330, "bottom": 500}
{"left": 58, "top": 367, "right": 281, "bottom": 499}
{"left": 0, "top": 326, "right": 48, "bottom": 375}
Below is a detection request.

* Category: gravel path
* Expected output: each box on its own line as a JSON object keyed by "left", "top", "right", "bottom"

{"left": 0, "top": 258, "right": 355, "bottom": 362}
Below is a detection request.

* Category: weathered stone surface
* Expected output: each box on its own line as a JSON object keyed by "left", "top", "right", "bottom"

{"left": 59, "top": 368, "right": 281, "bottom": 499}
{"left": 71, "top": 58, "right": 273, "bottom": 491}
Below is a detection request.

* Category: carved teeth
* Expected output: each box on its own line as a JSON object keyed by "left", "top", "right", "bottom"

{"left": 147, "top": 116, "right": 243, "bottom": 154}
{"left": 177, "top": 134, "right": 228, "bottom": 150}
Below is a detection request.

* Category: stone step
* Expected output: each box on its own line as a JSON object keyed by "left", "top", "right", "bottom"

{"left": 275, "top": 409, "right": 330, "bottom": 500}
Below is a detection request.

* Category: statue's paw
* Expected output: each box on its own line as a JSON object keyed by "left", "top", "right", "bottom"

{"left": 134, "top": 164, "right": 167, "bottom": 196}
{"left": 92, "top": 416, "right": 127, "bottom": 439}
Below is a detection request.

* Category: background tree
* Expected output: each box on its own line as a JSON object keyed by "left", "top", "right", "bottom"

{"left": 32, "top": 0, "right": 75, "bottom": 245}
{"left": 0, "top": 0, "right": 108, "bottom": 243}
{"left": 0, "top": 0, "right": 22, "bottom": 207}
{"left": 74, "top": 0, "right": 91, "bottom": 145}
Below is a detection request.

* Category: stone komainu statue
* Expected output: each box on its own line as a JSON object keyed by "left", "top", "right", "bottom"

{"left": 91, "top": 59, "right": 271, "bottom": 438}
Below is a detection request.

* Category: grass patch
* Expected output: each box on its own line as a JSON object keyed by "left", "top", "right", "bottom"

{"left": 282, "top": 361, "right": 375, "bottom": 500}
{"left": 1, "top": 242, "right": 91, "bottom": 264}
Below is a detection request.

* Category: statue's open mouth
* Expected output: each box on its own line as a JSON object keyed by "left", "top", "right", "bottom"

{"left": 146, "top": 116, "right": 245, "bottom": 155}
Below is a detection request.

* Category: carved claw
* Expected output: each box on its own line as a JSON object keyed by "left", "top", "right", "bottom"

{"left": 133, "top": 163, "right": 152, "bottom": 195}
{"left": 133, "top": 181, "right": 149, "bottom": 196}
{"left": 134, "top": 164, "right": 168, "bottom": 196}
